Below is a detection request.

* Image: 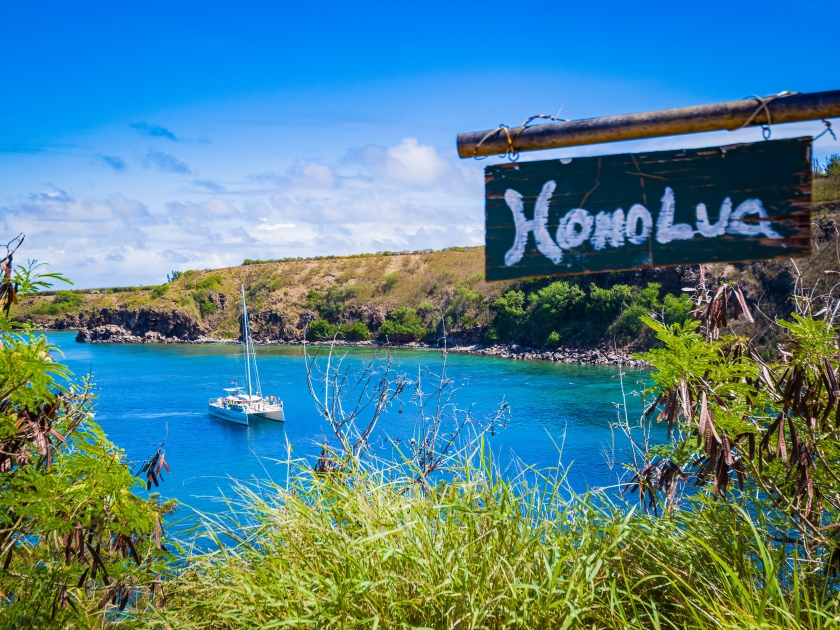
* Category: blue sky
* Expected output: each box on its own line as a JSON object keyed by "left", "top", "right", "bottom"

{"left": 2, "top": 0, "right": 838, "bottom": 287}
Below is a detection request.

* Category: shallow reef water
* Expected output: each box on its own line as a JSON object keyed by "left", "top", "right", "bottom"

{"left": 48, "top": 331, "right": 655, "bottom": 514}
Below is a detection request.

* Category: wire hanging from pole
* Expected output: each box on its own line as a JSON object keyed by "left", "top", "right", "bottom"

{"left": 732, "top": 91, "right": 797, "bottom": 141}
{"left": 814, "top": 119, "right": 837, "bottom": 142}
{"left": 474, "top": 111, "right": 569, "bottom": 161}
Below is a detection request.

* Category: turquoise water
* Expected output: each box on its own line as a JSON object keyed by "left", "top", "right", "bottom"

{"left": 47, "top": 332, "right": 648, "bottom": 513}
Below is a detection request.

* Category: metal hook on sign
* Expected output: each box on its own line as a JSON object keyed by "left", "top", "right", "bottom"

{"left": 815, "top": 119, "right": 837, "bottom": 142}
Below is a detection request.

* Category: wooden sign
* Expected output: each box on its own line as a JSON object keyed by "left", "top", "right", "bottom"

{"left": 485, "top": 137, "right": 812, "bottom": 281}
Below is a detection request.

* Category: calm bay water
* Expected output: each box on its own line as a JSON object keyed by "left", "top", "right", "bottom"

{"left": 47, "top": 332, "right": 648, "bottom": 514}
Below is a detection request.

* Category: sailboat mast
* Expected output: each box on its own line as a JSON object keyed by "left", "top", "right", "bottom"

{"left": 241, "top": 285, "right": 253, "bottom": 400}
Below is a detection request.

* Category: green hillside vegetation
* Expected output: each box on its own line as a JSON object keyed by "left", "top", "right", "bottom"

{"left": 4, "top": 246, "right": 705, "bottom": 349}
{"left": 15, "top": 211, "right": 840, "bottom": 354}
{"left": 814, "top": 174, "right": 840, "bottom": 206}
{"left": 27, "top": 289, "right": 84, "bottom": 315}
{"left": 14, "top": 245, "right": 690, "bottom": 348}
{"left": 16, "top": 247, "right": 504, "bottom": 341}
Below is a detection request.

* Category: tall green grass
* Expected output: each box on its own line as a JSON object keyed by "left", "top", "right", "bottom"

{"left": 815, "top": 175, "right": 840, "bottom": 205}
{"left": 138, "top": 451, "right": 839, "bottom": 629}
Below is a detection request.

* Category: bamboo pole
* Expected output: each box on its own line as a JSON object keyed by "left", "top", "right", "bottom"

{"left": 457, "top": 89, "right": 840, "bottom": 159}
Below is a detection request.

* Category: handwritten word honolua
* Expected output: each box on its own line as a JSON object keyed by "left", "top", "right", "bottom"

{"left": 503, "top": 182, "right": 782, "bottom": 267}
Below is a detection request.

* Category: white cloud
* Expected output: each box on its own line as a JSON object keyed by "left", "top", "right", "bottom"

{"left": 2, "top": 138, "right": 485, "bottom": 287}
{"left": 343, "top": 137, "right": 478, "bottom": 193}
{"left": 255, "top": 221, "right": 296, "bottom": 231}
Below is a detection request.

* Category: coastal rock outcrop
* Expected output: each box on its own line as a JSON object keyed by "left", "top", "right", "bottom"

{"left": 63, "top": 308, "right": 205, "bottom": 342}
{"left": 76, "top": 325, "right": 144, "bottom": 343}
{"left": 65, "top": 312, "right": 645, "bottom": 365}
{"left": 470, "top": 343, "right": 647, "bottom": 367}
{"left": 75, "top": 324, "right": 223, "bottom": 344}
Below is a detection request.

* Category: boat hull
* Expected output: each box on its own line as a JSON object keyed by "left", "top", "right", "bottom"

{"left": 254, "top": 406, "right": 285, "bottom": 422}
{"left": 208, "top": 403, "right": 285, "bottom": 425}
{"left": 208, "top": 404, "right": 250, "bottom": 425}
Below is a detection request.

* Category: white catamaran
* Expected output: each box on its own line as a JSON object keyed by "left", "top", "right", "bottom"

{"left": 208, "top": 285, "right": 285, "bottom": 425}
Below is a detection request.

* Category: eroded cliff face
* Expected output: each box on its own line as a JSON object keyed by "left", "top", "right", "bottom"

{"left": 31, "top": 308, "right": 206, "bottom": 342}
{"left": 248, "top": 311, "right": 289, "bottom": 342}
{"left": 54, "top": 308, "right": 310, "bottom": 344}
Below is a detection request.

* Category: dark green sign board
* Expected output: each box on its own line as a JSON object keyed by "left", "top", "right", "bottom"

{"left": 485, "top": 137, "right": 812, "bottom": 281}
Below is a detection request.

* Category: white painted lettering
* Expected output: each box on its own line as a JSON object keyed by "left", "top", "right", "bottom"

{"left": 696, "top": 197, "right": 732, "bottom": 238}
{"left": 501, "top": 180, "right": 782, "bottom": 267}
{"left": 503, "top": 181, "right": 564, "bottom": 266}
{"left": 556, "top": 208, "right": 594, "bottom": 249}
{"left": 625, "top": 204, "right": 653, "bottom": 245}
{"left": 655, "top": 187, "right": 695, "bottom": 244}
{"left": 727, "top": 199, "right": 782, "bottom": 239}
{"left": 591, "top": 209, "right": 626, "bottom": 251}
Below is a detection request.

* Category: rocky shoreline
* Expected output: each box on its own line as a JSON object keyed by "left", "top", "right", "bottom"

{"left": 65, "top": 324, "right": 647, "bottom": 368}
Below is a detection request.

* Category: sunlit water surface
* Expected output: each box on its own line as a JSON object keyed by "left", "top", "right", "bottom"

{"left": 47, "top": 332, "right": 651, "bottom": 515}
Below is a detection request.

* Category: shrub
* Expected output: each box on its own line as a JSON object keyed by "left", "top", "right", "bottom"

{"left": 0, "top": 254, "right": 170, "bottom": 627}
{"left": 605, "top": 303, "right": 647, "bottom": 345}
{"left": 381, "top": 272, "right": 400, "bottom": 292}
{"left": 53, "top": 290, "right": 83, "bottom": 307}
{"left": 545, "top": 331, "right": 561, "bottom": 347}
{"left": 322, "top": 286, "right": 351, "bottom": 321}
{"left": 378, "top": 307, "right": 426, "bottom": 341}
{"left": 30, "top": 290, "right": 83, "bottom": 315}
{"left": 587, "top": 284, "right": 633, "bottom": 318}
{"left": 417, "top": 301, "right": 435, "bottom": 319}
{"left": 307, "top": 318, "right": 337, "bottom": 340}
{"left": 304, "top": 286, "right": 359, "bottom": 322}
{"left": 151, "top": 284, "right": 169, "bottom": 299}
{"left": 487, "top": 280, "right": 692, "bottom": 348}
{"left": 192, "top": 291, "right": 217, "bottom": 316}
{"left": 637, "top": 282, "right": 661, "bottom": 309}
{"left": 341, "top": 321, "right": 371, "bottom": 341}
{"left": 484, "top": 327, "right": 499, "bottom": 344}
{"left": 491, "top": 290, "right": 526, "bottom": 339}
{"left": 199, "top": 299, "right": 216, "bottom": 316}
{"left": 528, "top": 281, "right": 586, "bottom": 342}
{"left": 303, "top": 289, "right": 324, "bottom": 310}
{"left": 447, "top": 277, "right": 485, "bottom": 328}
{"left": 824, "top": 153, "right": 840, "bottom": 176}
{"left": 247, "top": 278, "right": 270, "bottom": 299}
{"left": 663, "top": 293, "right": 693, "bottom": 325}
{"left": 196, "top": 273, "right": 223, "bottom": 291}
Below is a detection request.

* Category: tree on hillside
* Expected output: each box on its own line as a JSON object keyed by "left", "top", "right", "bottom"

{"left": 815, "top": 153, "right": 840, "bottom": 177}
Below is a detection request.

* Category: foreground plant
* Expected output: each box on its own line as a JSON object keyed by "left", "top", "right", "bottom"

{"left": 135, "top": 450, "right": 839, "bottom": 629}
{"left": 0, "top": 235, "right": 172, "bottom": 627}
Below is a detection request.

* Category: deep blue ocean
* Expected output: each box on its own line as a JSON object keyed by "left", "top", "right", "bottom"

{"left": 47, "top": 332, "right": 651, "bottom": 515}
